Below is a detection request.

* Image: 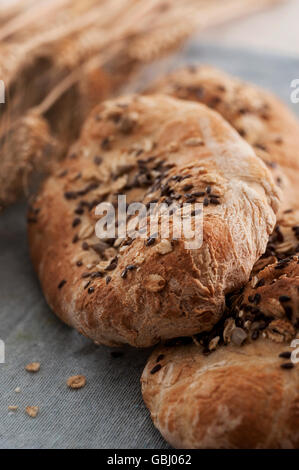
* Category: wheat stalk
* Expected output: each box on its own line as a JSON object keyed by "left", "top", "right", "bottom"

{"left": 0, "top": 0, "right": 284, "bottom": 211}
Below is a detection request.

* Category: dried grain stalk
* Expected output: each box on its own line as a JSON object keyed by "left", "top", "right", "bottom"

{"left": 0, "top": 111, "right": 60, "bottom": 211}
{"left": 0, "top": 0, "right": 283, "bottom": 211}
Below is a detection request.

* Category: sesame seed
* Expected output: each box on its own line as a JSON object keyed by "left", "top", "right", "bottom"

{"left": 280, "top": 362, "right": 294, "bottom": 370}
{"left": 101, "top": 137, "right": 111, "bottom": 150}
{"left": 251, "top": 330, "right": 259, "bottom": 340}
{"left": 90, "top": 271, "right": 103, "bottom": 279}
{"left": 58, "top": 280, "right": 67, "bottom": 289}
{"left": 81, "top": 272, "right": 91, "bottom": 278}
{"left": 94, "top": 156, "right": 103, "bottom": 165}
{"left": 121, "top": 268, "right": 128, "bottom": 279}
{"left": 88, "top": 287, "right": 95, "bottom": 294}
{"left": 72, "top": 218, "right": 81, "bottom": 228}
{"left": 150, "top": 364, "right": 162, "bottom": 375}
{"left": 279, "top": 351, "right": 291, "bottom": 359}
{"left": 111, "top": 351, "right": 124, "bottom": 358}
{"left": 74, "top": 207, "right": 84, "bottom": 215}
{"left": 64, "top": 191, "right": 77, "bottom": 200}
{"left": 279, "top": 295, "right": 291, "bottom": 303}
{"left": 209, "top": 197, "right": 220, "bottom": 205}
{"left": 156, "top": 354, "right": 165, "bottom": 362}
{"left": 105, "top": 257, "right": 118, "bottom": 271}
{"left": 127, "top": 264, "right": 136, "bottom": 271}
{"left": 255, "top": 143, "right": 267, "bottom": 151}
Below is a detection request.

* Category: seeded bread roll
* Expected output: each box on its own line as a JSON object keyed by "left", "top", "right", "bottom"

{"left": 142, "top": 330, "right": 299, "bottom": 449}
{"left": 142, "top": 67, "right": 299, "bottom": 448}
{"left": 141, "top": 209, "right": 299, "bottom": 448}
{"left": 147, "top": 65, "right": 299, "bottom": 214}
{"left": 28, "top": 94, "right": 279, "bottom": 347}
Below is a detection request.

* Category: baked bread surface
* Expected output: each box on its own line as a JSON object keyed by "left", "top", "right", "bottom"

{"left": 142, "top": 333, "right": 299, "bottom": 449}
{"left": 28, "top": 94, "right": 279, "bottom": 347}
{"left": 141, "top": 67, "right": 299, "bottom": 447}
{"left": 147, "top": 65, "right": 299, "bottom": 214}
{"left": 142, "top": 214, "right": 299, "bottom": 448}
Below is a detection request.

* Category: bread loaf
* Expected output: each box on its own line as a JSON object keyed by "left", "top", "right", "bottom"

{"left": 28, "top": 94, "right": 279, "bottom": 347}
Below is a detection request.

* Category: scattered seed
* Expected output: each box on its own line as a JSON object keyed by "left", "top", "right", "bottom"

{"left": 64, "top": 191, "right": 77, "bottom": 200}
{"left": 72, "top": 218, "right": 81, "bottom": 228}
{"left": 26, "top": 406, "right": 39, "bottom": 418}
{"left": 150, "top": 364, "right": 162, "bottom": 374}
{"left": 279, "top": 351, "right": 291, "bottom": 359}
{"left": 251, "top": 330, "right": 259, "bottom": 340}
{"left": 156, "top": 354, "right": 165, "bottom": 363}
{"left": 182, "top": 184, "right": 193, "bottom": 191}
{"left": 145, "top": 236, "right": 156, "bottom": 247}
{"left": 58, "top": 280, "right": 67, "bottom": 289}
{"left": 90, "top": 271, "right": 103, "bottom": 279}
{"left": 101, "top": 137, "right": 111, "bottom": 150}
{"left": 105, "top": 257, "right": 118, "bottom": 271}
{"left": 279, "top": 295, "right": 291, "bottom": 303}
{"left": 253, "top": 293, "right": 261, "bottom": 305}
{"left": 25, "top": 362, "right": 40, "bottom": 373}
{"left": 209, "top": 197, "right": 220, "bottom": 205}
{"left": 280, "top": 362, "right": 294, "bottom": 370}
{"left": 94, "top": 156, "right": 103, "bottom": 165}
{"left": 74, "top": 207, "right": 84, "bottom": 215}
{"left": 67, "top": 375, "right": 86, "bottom": 389}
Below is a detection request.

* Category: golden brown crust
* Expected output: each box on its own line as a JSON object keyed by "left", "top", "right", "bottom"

{"left": 147, "top": 65, "right": 299, "bottom": 214}
{"left": 142, "top": 252, "right": 299, "bottom": 448}
{"left": 141, "top": 206, "right": 299, "bottom": 449}
{"left": 28, "top": 94, "right": 279, "bottom": 347}
{"left": 141, "top": 337, "right": 299, "bottom": 449}
{"left": 141, "top": 67, "right": 299, "bottom": 448}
